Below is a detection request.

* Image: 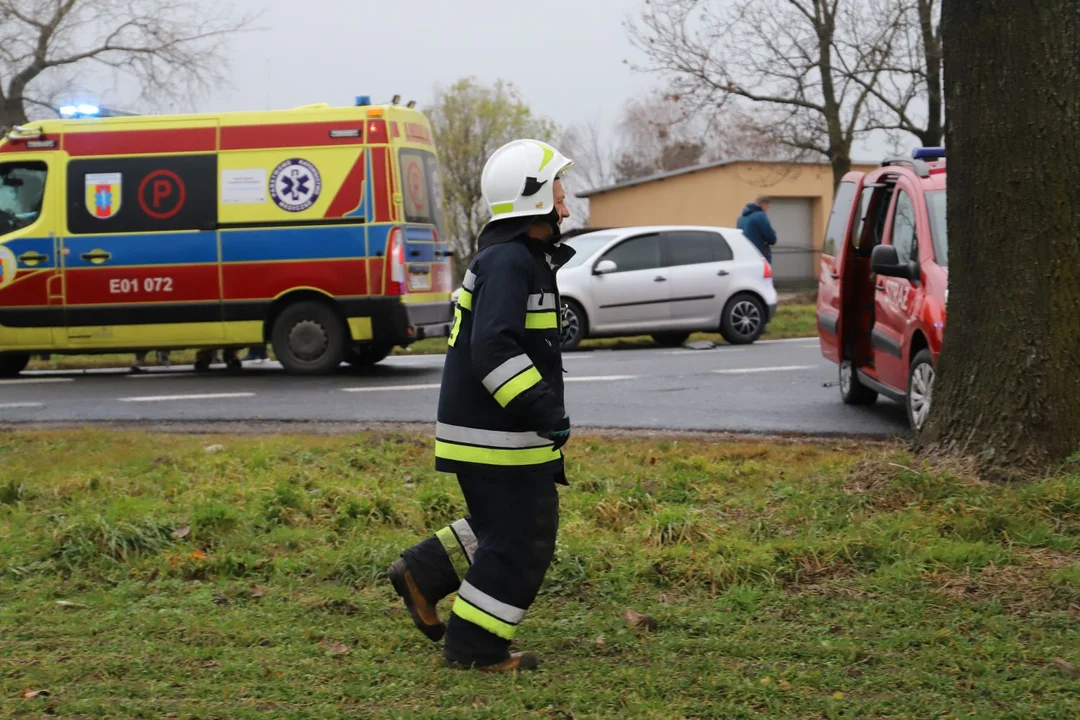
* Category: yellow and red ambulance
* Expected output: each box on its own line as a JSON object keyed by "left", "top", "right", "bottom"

{"left": 0, "top": 97, "right": 454, "bottom": 376}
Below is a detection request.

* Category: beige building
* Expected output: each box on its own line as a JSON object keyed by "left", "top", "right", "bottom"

{"left": 578, "top": 158, "right": 878, "bottom": 288}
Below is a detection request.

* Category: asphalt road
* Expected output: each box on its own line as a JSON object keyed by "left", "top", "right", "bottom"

{"left": 0, "top": 339, "right": 910, "bottom": 437}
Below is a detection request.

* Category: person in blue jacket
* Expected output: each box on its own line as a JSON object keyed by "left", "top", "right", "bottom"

{"left": 388, "top": 139, "right": 576, "bottom": 673}
{"left": 737, "top": 195, "right": 778, "bottom": 261}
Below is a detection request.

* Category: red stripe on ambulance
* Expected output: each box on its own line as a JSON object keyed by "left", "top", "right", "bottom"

{"left": 64, "top": 128, "right": 217, "bottom": 157}
{"left": 63, "top": 265, "right": 219, "bottom": 305}
{"left": 324, "top": 151, "right": 367, "bottom": 218}
{"left": 371, "top": 146, "right": 392, "bottom": 222}
{"left": 221, "top": 122, "right": 365, "bottom": 151}
{"left": 0, "top": 271, "right": 52, "bottom": 305}
{"left": 222, "top": 259, "right": 369, "bottom": 300}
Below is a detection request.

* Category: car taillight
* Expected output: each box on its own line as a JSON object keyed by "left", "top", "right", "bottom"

{"left": 764, "top": 260, "right": 773, "bottom": 279}
{"left": 386, "top": 227, "right": 406, "bottom": 295}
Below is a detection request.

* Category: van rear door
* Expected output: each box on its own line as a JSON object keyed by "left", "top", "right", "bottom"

{"left": 817, "top": 172, "right": 864, "bottom": 363}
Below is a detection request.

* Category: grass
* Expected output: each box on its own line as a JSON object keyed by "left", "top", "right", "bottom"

{"left": 26, "top": 302, "right": 817, "bottom": 371}
{"left": 1, "top": 430, "right": 1078, "bottom": 718}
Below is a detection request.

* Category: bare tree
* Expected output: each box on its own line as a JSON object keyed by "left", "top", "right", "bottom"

{"left": 0, "top": 0, "right": 257, "bottom": 129}
{"left": 628, "top": 0, "right": 908, "bottom": 188}
{"left": 559, "top": 119, "right": 615, "bottom": 228}
{"left": 849, "top": 0, "right": 944, "bottom": 147}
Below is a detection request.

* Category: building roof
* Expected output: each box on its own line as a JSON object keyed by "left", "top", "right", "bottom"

{"left": 576, "top": 156, "right": 879, "bottom": 199}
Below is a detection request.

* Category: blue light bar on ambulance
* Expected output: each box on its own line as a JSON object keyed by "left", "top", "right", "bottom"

{"left": 59, "top": 104, "right": 101, "bottom": 118}
{"left": 912, "top": 147, "right": 945, "bottom": 160}
{"left": 355, "top": 95, "right": 371, "bottom": 106}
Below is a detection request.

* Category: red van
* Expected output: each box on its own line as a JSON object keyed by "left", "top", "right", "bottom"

{"left": 816, "top": 148, "right": 948, "bottom": 431}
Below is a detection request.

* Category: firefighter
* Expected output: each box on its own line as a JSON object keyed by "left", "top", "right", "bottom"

{"left": 388, "top": 139, "right": 576, "bottom": 672}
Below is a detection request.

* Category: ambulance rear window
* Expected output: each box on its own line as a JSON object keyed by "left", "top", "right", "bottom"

{"left": 399, "top": 149, "right": 446, "bottom": 238}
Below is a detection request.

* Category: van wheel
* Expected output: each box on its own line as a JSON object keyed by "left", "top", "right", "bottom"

{"left": 907, "top": 350, "right": 935, "bottom": 432}
{"left": 560, "top": 300, "right": 587, "bottom": 352}
{"left": 720, "top": 293, "right": 766, "bottom": 344}
{"left": 652, "top": 332, "right": 690, "bottom": 348}
{"left": 0, "top": 353, "right": 30, "bottom": 378}
{"left": 347, "top": 342, "right": 393, "bottom": 367}
{"left": 839, "top": 359, "right": 878, "bottom": 405}
{"left": 271, "top": 301, "right": 346, "bottom": 375}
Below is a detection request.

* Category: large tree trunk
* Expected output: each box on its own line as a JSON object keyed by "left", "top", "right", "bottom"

{"left": 917, "top": 0, "right": 944, "bottom": 147}
{"left": 918, "top": 0, "right": 1080, "bottom": 478}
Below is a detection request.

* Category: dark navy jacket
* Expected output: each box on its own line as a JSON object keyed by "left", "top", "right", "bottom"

{"left": 736, "top": 203, "right": 778, "bottom": 261}
{"left": 435, "top": 217, "right": 575, "bottom": 481}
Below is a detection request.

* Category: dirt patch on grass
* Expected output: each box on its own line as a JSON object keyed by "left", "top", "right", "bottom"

{"left": 927, "top": 549, "right": 1078, "bottom": 614}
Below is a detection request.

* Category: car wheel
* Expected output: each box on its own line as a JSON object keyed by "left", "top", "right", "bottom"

{"left": 271, "top": 301, "right": 347, "bottom": 375}
{"left": 346, "top": 342, "right": 393, "bottom": 367}
{"left": 839, "top": 358, "right": 878, "bottom": 405}
{"left": 907, "top": 349, "right": 935, "bottom": 432}
{"left": 652, "top": 332, "right": 690, "bottom": 348}
{"left": 0, "top": 353, "right": 30, "bottom": 378}
{"left": 560, "top": 299, "right": 587, "bottom": 352}
{"left": 719, "top": 293, "right": 767, "bottom": 345}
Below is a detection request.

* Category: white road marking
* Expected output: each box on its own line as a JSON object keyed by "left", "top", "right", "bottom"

{"left": 125, "top": 372, "right": 199, "bottom": 379}
{"left": 0, "top": 402, "right": 44, "bottom": 409}
{"left": 712, "top": 365, "right": 816, "bottom": 375}
{"left": 565, "top": 375, "right": 637, "bottom": 382}
{"left": 341, "top": 383, "right": 441, "bottom": 393}
{"left": 662, "top": 348, "right": 745, "bottom": 356}
{"left": 119, "top": 392, "right": 256, "bottom": 403}
{"left": 0, "top": 377, "right": 73, "bottom": 385}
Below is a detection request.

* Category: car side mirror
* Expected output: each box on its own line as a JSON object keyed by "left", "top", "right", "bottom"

{"left": 871, "top": 245, "right": 918, "bottom": 281}
{"left": 594, "top": 259, "right": 617, "bottom": 275}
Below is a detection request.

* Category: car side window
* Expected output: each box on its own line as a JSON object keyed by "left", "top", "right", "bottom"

{"left": 601, "top": 234, "right": 661, "bottom": 273}
{"left": 824, "top": 181, "right": 858, "bottom": 257}
{"left": 890, "top": 190, "right": 917, "bottom": 265}
{"left": 663, "top": 230, "right": 722, "bottom": 266}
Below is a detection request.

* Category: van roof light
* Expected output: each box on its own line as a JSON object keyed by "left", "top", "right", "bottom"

{"left": 912, "top": 147, "right": 945, "bottom": 161}
{"left": 356, "top": 95, "right": 371, "bottom": 106}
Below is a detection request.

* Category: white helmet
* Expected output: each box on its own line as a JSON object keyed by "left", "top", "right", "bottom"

{"left": 481, "top": 139, "right": 574, "bottom": 221}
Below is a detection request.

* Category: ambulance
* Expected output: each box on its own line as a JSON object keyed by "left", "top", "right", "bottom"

{"left": 0, "top": 97, "right": 454, "bottom": 376}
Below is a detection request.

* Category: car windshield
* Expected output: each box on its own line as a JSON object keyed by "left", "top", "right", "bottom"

{"left": 562, "top": 233, "right": 619, "bottom": 267}
{"left": 0, "top": 162, "right": 47, "bottom": 236}
{"left": 926, "top": 190, "right": 947, "bottom": 266}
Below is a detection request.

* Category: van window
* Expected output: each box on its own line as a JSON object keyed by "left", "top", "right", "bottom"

{"left": 824, "top": 182, "right": 857, "bottom": 257}
{"left": 399, "top": 149, "right": 446, "bottom": 239}
{"left": 926, "top": 190, "right": 947, "bottom": 266}
{"left": 890, "top": 191, "right": 917, "bottom": 264}
{"left": 0, "top": 161, "right": 47, "bottom": 236}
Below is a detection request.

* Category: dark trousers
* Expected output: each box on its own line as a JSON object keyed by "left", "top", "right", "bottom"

{"left": 402, "top": 471, "right": 559, "bottom": 666}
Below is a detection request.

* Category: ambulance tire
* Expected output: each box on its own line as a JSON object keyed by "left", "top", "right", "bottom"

{"left": 271, "top": 301, "right": 347, "bottom": 376}
{"left": 346, "top": 342, "right": 393, "bottom": 367}
{"left": 0, "top": 353, "right": 30, "bottom": 378}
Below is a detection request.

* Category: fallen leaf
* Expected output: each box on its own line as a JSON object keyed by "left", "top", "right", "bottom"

{"left": 325, "top": 641, "right": 350, "bottom": 656}
{"left": 779, "top": 679, "right": 790, "bottom": 687}
{"left": 832, "top": 692, "right": 846, "bottom": 701}
{"left": 205, "top": 444, "right": 225, "bottom": 454}
{"left": 624, "top": 609, "right": 658, "bottom": 631}
{"left": 1052, "top": 658, "right": 1079, "bottom": 679}
{"left": 760, "top": 677, "right": 772, "bottom": 685}
{"left": 19, "top": 689, "right": 49, "bottom": 699}
{"left": 171, "top": 526, "right": 191, "bottom": 539}
{"left": 201, "top": 660, "right": 221, "bottom": 668}
{"left": 190, "top": 550, "right": 206, "bottom": 561}
{"left": 250, "top": 585, "right": 265, "bottom": 598}
{"left": 594, "top": 636, "right": 606, "bottom": 648}
{"left": 55, "top": 600, "right": 86, "bottom": 609}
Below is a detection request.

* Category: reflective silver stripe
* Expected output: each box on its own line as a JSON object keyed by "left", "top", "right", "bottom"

{"left": 458, "top": 580, "right": 526, "bottom": 624}
{"left": 463, "top": 269, "right": 477, "bottom": 291}
{"left": 451, "top": 518, "right": 478, "bottom": 563}
{"left": 436, "top": 422, "right": 552, "bottom": 449}
{"left": 481, "top": 354, "right": 534, "bottom": 394}
{"left": 527, "top": 293, "right": 556, "bottom": 311}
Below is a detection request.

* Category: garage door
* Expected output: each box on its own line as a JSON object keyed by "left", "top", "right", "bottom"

{"left": 764, "top": 197, "right": 815, "bottom": 287}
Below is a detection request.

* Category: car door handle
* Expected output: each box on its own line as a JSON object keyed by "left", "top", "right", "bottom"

{"left": 717, "top": 269, "right": 730, "bottom": 277}
{"left": 654, "top": 275, "right": 667, "bottom": 282}
{"left": 875, "top": 282, "right": 885, "bottom": 291}
{"left": 18, "top": 251, "right": 48, "bottom": 265}
{"left": 830, "top": 271, "right": 840, "bottom": 279}
{"left": 81, "top": 250, "right": 112, "bottom": 263}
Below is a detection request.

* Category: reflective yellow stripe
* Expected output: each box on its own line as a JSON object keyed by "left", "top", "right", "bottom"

{"left": 452, "top": 596, "right": 518, "bottom": 639}
{"left": 447, "top": 306, "right": 463, "bottom": 347}
{"left": 458, "top": 288, "right": 473, "bottom": 310}
{"left": 435, "top": 440, "right": 559, "bottom": 466}
{"left": 493, "top": 366, "right": 542, "bottom": 407}
{"left": 436, "top": 526, "right": 471, "bottom": 580}
{"left": 525, "top": 312, "right": 558, "bottom": 330}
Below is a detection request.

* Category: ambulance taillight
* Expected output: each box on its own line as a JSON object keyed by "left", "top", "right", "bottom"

{"left": 386, "top": 227, "right": 406, "bottom": 295}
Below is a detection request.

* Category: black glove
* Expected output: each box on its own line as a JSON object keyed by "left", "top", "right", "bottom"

{"left": 539, "top": 413, "right": 571, "bottom": 450}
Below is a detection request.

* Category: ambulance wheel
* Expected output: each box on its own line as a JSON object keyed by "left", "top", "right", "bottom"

{"left": 0, "top": 353, "right": 30, "bottom": 378}
{"left": 271, "top": 301, "right": 347, "bottom": 376}
{"left": 347, "top": 342, "right": 393, "bottom": 367}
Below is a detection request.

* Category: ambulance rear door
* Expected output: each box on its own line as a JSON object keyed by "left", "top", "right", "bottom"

{"left": 60, "top": 118, "right": 224, "bottom": 346}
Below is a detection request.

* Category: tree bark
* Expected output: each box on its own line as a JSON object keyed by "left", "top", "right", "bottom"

{"left": 919, "top": 0, "right": 1080, "bottom": 478}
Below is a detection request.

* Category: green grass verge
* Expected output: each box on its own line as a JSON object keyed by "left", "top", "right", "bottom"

{"left": 25, "top": 304, "right": 818, "bottom": 371}
{"left": 2, "top": 431, "right": 1078, "bottom": 717}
